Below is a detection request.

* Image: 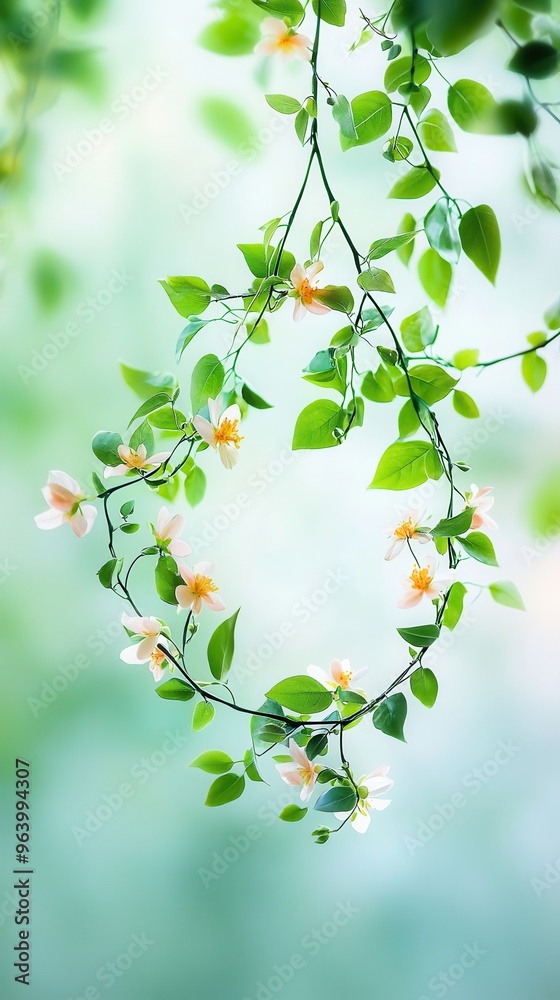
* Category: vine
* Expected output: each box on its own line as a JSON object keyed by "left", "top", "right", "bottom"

{"left": 35, "top": 0, "right": 559, "bottom": 841}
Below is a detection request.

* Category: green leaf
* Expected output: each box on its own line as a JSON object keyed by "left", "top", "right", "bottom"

{"left": 251, "top": 0, "right": 305, "bottom": 23}
{"left": 332, "top": 94, "right": 357, "bottom": 139}
{"left": 426, "top": 0, "right": 496, "bottom": 56}
{"left": 431, "top": 508, "right": 474, "bottom": 536}
{"left": 246, "top": 317, "right": 270, "bottom": 344}
{"left": 418, "top": 248, "right": 452, "bottom": 308}
{"left": 184, "top": 465, "right": 206, "bottom": 507}
{"left": 97, "top": 558, "right": 121, "bottom": 589}
{"left": 314, "top": 785, "right": 357, "bottom": 813}
{"left": 266, "top": 676, "right": 333, "bottom": 714}
{"left": 521, "top": 352, "right": 547, "bottom": 392}
{"left": 244, "top": 748, "right": 265, "bottom": 783}
{"left": 176, "top": 318, "right": 208, "bottom": 362}
{"left": 129, "top": 418, "right": 154, "bottom": 455}
{"left": 303, "top": 350, "right": 346, "bottom": 395}
{"left": 384, "top": 54, "right": 431, "bottom": 93}
{"left": 369, "top": 440, "right": 433, "bottom": 490}
{"left": 544, "top": 297, "right": 560, "bottom": 330}
{"left": 373, "top": 693, "right": 407, "bottom": 742}
{"left": 314, "top": 284, "right": 354, "bottom": 313}
{"left": 190, "top": 354, "right": 225, "bottom": 414}
{"left": 265, "top": 94, "right": 302, "bottom": 114}
{"left": 241, "top": 383, "right": 273, "bottom": 409}
{"left": 357, "top": 267, "right": 395, "bottom": 294}
{"left": 92, "top": 431, "right": 123, "bottom": 467}
{"left": 419, "top": 109, "right": 457, "bottom": 152}
{"left": 237, "top": 243, "right": 295, "bottom": 280}
{"left": 312, "top": 0, "right": 346, "bottom": 27}
{"left": 190, "top": 750, "right": 233, "bottom": 774}
{"left": 410, "top": 667, "right": 438, "bottom": 708}
{"left": 459, "top": 205, "right": 501, "bottom": 284}
{"left": 155, "top": 555, "right": 182, "bottom": 606}
{"left": 294, "top": 107, "right": 309, "bottom": 145}
{"left": 398, "top": 399, "right": 421, "bottom": 438}
{"left": 149, "top": 406, "right": 184, "bottom": 431}
{"left": 156, "top": 679, "right": 195, "bottom": 701}
{"left": 488, "top": 581, "right": 525, "bottom": 611}
{"left": 442, "top": 581, "right": 467, "bottom": 630}
{"left": 453, "top": 389, "right": 480, "bottom": 418}
{"left": 397, "top": 213, "right": 417, "bottom": 265}
{"left": 362, "top": 366, "right": 395, "bottom": 403}
{"left": 453, "top": 349, "right": 480, "bottom": 370}
{"left": 279, "top": 804, "right": 308, "bottom": 822}
{"left": 292, "top": 400, "right": 343, "bottom": 450}
{"left": 383, "top": 135, "right": 414, "bottom": 162}
{"left": 508, "top": 41, "right": 559, "bottom": 79}
{"left": 207, "top": 609, "right": 240, "bottom": 681}
{"left": 400, "top": 306, "right": 436, "bottom": 352}
{"left": 120, "top": 362, "right": 176, "bottom": 401}
{"left": 120, "top": 522, "right": 140, "bottom": 535}
{"left": 447, "top": 79, "right": 500, "bottom": 134}
{"left": 128, "top": 393, "right": 171, "bottom": 427}
{"left": 424, "top": 200, "right": 461, "bottom": 264}
{"left": 389, "top": 166, "right": 440, "bottom": 200}
{"left": 369, "top": 232, "right": 419, "bottom": 260}
{"left": 205, "top": 773, "right": 245, "bottom": 807}
{"left": 340, "top": 91, "right": 392, "bottom": 149}
{"left": 394, "top": 364, "right": 458, "bottom": 405}
{"left": 120, "top": 499, "right": 134, "bottom": 517}
{"left": 396, "top": 624, "right": 440, "bottom": 647}
{"left": 459, "top": 531, "right": 499, "bottom": 566}
{"left": 192, "top": 701, "right": 215, "bottom": 731}
{"left": 160, "top": 276, "right": 211, "bottom": 319}
{"left": 200, "top": 14, "right": 260, "bottom": 55}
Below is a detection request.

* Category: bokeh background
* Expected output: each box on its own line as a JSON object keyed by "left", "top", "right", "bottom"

{"left": 2, "top": 1, "right": 560, "bottom": 998}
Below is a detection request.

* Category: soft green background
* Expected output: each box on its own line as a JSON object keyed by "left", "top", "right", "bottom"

{"left": 2, "top": 2, "right": 560, "bottom": 998}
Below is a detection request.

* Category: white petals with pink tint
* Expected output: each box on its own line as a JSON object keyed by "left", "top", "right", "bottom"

{"left": 398, "top": 557, "right": 453, "bottom": 609}
{"left": 307, "top": 658, "right": 367, "bottom": 694}
{"left": 120, "top": 613, "right": 169, "bottom": 682}
{"left": 467, "top": 484, "right": 497, "bottom": 531}
{"left": 385, "top": 507, "right": 431, "bottom": 561}
{"left": 175, "top": 561, "right": 225, "bottom": 614}
{"left": 334, "top": 766, "right": 394, "bottom": 833}
{"left": 155, "top": 506, "right": 192, "bottom": 559}
{"left": 255, "top": 17, "right": 311, "bottom": 62}
{"left": 35, "top": 470, "right": 97, "bottom": 537}
{"left": 193, "top": 398, "right": 243, "bottom": 470}
{"left": 103, "top": 443, "right": 172, "bottom": 479}
{"left": 276, "top": 739, "right": 321, "bottom": 802}
{"left": 289, "top": 261, "right": 331, "bottom": 321}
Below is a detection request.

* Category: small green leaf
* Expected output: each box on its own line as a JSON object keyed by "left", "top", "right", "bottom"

{"left": 397, "top": 213, "right": 417, "bottom": 266}
{"left": 294, "top": 107, "right": 309, "bottom": 144}
{"left": 357, "top": 267, "right": 395, "bottom": 294}
{"left": 389, "top": 166, "right": 440, "bottom": 200}
{"left": 92, "top": 431, "right": 123, "bottom": 467}
{"left": 265, "top": 94, "right": 302, "bottom": 114}
{"left": 362, "top": 366, "right": 395, "bottom": 403}
{"left": 190, "top": 750, "right": 233, "bottom": 774}
{"left": 394, "top": 365, "right": 458, "bottom": 405}
{"left": 332, "top": 94, "right": 358, "bottom": 139}
{"left": 410, "top": 667, "right": 438, "bottom": 708}
{"left": 453, "top": 389, "right": 480, "bottom": 418}
{"left": 184, "top": 465, "right": 207, "bottom": 507}
{"left": 314, "top": 284, "right": 354, "bottom": 313}
{"left": 442, "top": 581, "right": 467, "bottom": 630}
{"left": 128, "top": 393, "right": 171, "bottom": 427}
{"left": 160, "top": 276, "right": 211, "bottom": 319}
{"left": 266, "top": 676, "right": 333, "bottom": 715}
{"left": 400, "top": 306, "right": 436, "bottom": 352}
{"left": 488, "top": 581, "right": 525, "bottom": 611}
{"left": 155, "top": 555, "right": 182, "bottom": 605}
{"left": 279, "top": 804, "right": 308, "bottom": 822}
{"left": 424, "top": 200, "right": 461, "bottom": 264}
{"left": 192, "top": 701, "right": 215, "bottom": 731}
{"left": 521, "top": 352, "right": 547, "bottom": 392}
{"left": 431, "top": 508, "right": 474, "bottom": 536}
{"left": 312, "top": 0, "right": 346, "bottom": 28}
{"left": 373, "top": 693, "right": 407, "bottom": 742}
{"left": 205, "top": 773, "right": 245, "bottom": 807}
{"left": 207, "top": 609, "right": 240, "bottom": 681}
{"left": 396, "top": 624, "right": 440, "bottom": 647}
{"left": 459, "top": 531, "right": 499, "bottom": 566}
{"left": 508, "top": 41, "right": 559, "bottom": 79}
{"left": 120, "top": 522, "right": 140, "bottom": 534}
{"left": 340, "top": 91, "right": 392, "bottom": 150}
{"left": 453, "top": 349, "right": 479, "bottom": 370}
{"left": 176, "top": 318, "right": 208, "bottom": 362}
{"left": 156, "top": 679, "right": 195, "bottom": 701}
{"left": 241, "top": 383, "right": 273, "bottom": 409}
{"left": 369, "top": 440, "right": 433, "bottom": 490}
{"left": 97, "top": 557, "right": 122, "bottom": 589}
{"left": 369, "top": 231, "right": 419, "bottom": 260}
{"left": 419, "top": 109, "right": 457, "bottom": 152}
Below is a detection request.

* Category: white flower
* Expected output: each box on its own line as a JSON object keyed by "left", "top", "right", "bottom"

{"left": 385, "top": 507, "right": 431, "bottom": 560}
{"left": 334, "top": 767, "right": 394, "bottom": 833}
{"left": 193, "top": 398, "right": 243, "bottom": 470}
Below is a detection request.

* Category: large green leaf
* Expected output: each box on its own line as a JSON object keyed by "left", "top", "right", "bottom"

{"left": 92, "top": 431, "right": 123, "bottom": 466}
{"left": 120, "top": 363, "right": 177, "bottom": 400}
{"left": 207, "top": 609, "right": 240, "bottom": 681}
{"left": 312, "top": 0, "right": 346, "bottom": 26}
{"left": 459, "top": 205, "right": 501, "bottom": 284}
{"left": 369, "top": 440, "right": 434, "bottom": 490}
{"left": 314, "top": 785, "right": 357, "bottom": 813}
{"left": 266, "top": 676, "right": 333, "bottom": 714}
{"left": 400, "top": 306, "right": 436, "bottom": 353}
{"left": 418, "top": 248, "right": 452, "bottom": 308}
{"left": 410, "top": 667, "right": 438, "bottom": 708}
{"left": 419, "top": 110, "right": 457, "bottom": 152}
{"left": 190, "top": 354, "right": 225, "bottom": 414}
{"left": 394, "top": 364, "right": 457, "bottom": 405}
{"left": 155, "top": 555, "right": 182, "bottom": 605}
{"left": 488, "top": 581, "right": 525, "bottom": 611}
{"left": 389, "top": 166, "right": 440, "bottom": 200}
{"left": 156, "top": 679, "right": 195, "bottom": 701}
{"left": 509, "top": 41, "right": 559, "bottom": 79}
{"left": 205, "top": 773, "right": 246, "bottom": 807}
{"left": 447, "top": 79, "right": 500, "bottom": 133}
{"left": 190, "top": 750, "right": 234, "bottom": 774}
{"left": 396, "top": 624, "right": 440, "bottom": 647}
{"left": 373, "top": 693, "right": 407, "bottom": 742}
{"left": 292, "top": 399, "right": 343, "bottom": 450}
{"left": 459, "top": 531, "right": 498, "bottom": 566}
{"left": 442, "top": 581, "right": 467, "bottom": 630}
{"left": 160, "top": 276, "right": 211, "bottom": 319}
{"left": 340, "top": 91, "right": 392, "bottom": 149}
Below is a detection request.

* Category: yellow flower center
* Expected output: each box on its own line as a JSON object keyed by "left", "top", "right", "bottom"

{"left": 339, "top": 668, "right": 352, "bottom": 690}
{"left": 150, "top": 648, "right": 166, "bottom": 670}
{"left": 394, "top": 517, "right": 415, "bottom": 540}
{"left": 214, "top": 418, "right": 243, "bottom": 448}
{"left": 191, "top": 574, "right": 219, "bottom": 598}
{"left": 298, "top": 278, "right": 315, "bottom": 305}
{"left": 410, "top": 566, "right": 433, "bottom": 592}
{"left": 125, "top": 448, "right": 146, "bottom": 469}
